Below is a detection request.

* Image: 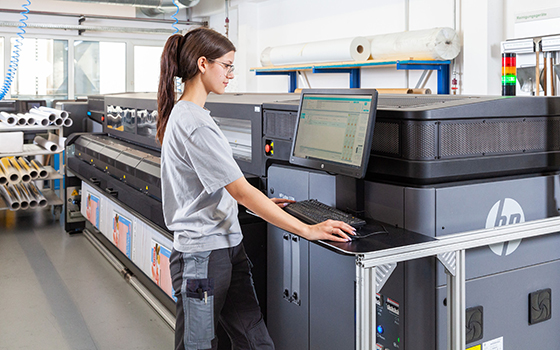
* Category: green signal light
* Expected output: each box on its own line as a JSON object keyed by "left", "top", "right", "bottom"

{"left": 502, "top": 75, "right": 517, "bottom": 84}
{"left": 398, "top": 337, "right": 400, "bottom": 342}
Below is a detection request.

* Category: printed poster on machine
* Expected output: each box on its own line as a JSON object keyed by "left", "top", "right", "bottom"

{"left": 112, "top": 210, "right": 132, "bottom": 259}
{"left": 150, "top": 238, "right": 175, "bottom": 301}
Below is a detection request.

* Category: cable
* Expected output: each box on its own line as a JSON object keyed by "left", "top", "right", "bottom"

{"left": 0, "top": 0, "right": 30, "bottom": 101}
{"left": 171, "top": 0, "right": 179, "bottom": 34}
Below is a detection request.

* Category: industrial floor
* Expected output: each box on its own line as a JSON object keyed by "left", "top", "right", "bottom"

{"left": 0, "top": 208, "right": 174, "bottom": 350}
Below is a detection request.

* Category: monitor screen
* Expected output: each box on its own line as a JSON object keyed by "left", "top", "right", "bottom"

{"left": 290, "top": 89, "right": 378, "bottom": 178}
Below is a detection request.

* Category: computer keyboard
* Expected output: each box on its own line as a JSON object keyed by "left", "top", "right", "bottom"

{"left": 284, "top": 199, "right": 367, "bottom": 228}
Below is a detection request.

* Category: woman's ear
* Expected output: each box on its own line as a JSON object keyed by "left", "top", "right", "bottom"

{"left": 197, "top": 56, "right": 207, "bottom": 75}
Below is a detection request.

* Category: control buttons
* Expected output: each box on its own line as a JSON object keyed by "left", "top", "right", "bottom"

{"left": 265, "top": 140, "right": 274, "bottom": 156}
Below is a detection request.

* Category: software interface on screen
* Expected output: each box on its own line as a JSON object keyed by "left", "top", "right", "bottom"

{"left": 293, "top": 94, "right": 373, "bottom": 168}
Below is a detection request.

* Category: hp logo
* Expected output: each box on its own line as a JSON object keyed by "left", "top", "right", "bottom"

{"left": 485, "top": 198, "right": 525, "bottom": 256}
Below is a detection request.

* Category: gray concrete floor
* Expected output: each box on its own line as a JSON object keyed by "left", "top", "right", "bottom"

{"left": 0, "top": 208, "right": 174, "bottom": 350}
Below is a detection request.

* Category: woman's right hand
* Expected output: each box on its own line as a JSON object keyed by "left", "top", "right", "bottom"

{"left": 304, "top": 219, "right": 356, "bottom": 242}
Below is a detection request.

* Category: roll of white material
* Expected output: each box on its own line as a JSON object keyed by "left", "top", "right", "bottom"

{"left": 0, "top": 112, "right": 17, "bottom": 126}
{"left": 260, "top": 36, "right": 371, "bottom": 66}
{"left": 38, "top": 106, "right": 68, "bottom": 119}
{"left": 34, "top": 135, "right": 61, "bottom": 152}
{"left": 31, "top": 114, "right": 50, "bottom": 127}
{"left": 63, "top": 117, "right": 73, "bottom": 127}
{"left": 18, "top": 113, "right": 35, "bottom": 126}
{"left": 29, "top": 108, "right": 56, "bottom": 123}
{"left": 367, "top": 27, "right": 460, "bottom": 61}
{"left": 16, "top": 114, "right": 27, "bottom": 126}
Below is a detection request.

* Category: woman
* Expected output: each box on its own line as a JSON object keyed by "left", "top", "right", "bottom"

{"left": 157, "top": 27, "right": 355, "bottom": 350}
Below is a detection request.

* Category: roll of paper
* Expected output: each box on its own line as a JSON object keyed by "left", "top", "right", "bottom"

{"left": 0, "top": 112, "right": 17, "bottom": 126}
{"left": 48, "top": 132, "right": 66, "bottom": 148}
{"left": 53, "top": 116, "right": 64, "bottom": 126}
{"left": 0, "top": 157, "right": 19, "bottom": 183}
{"left": 34, "top": 135, "right": 61, "bottom": 152}
{"left": 18, "top": 157, "right": 38, "bottom": 179}
{"left": 28, "top": 182, "right": 47, "bottom": 207}
{"left": 16, "top": 114, "right": 27, "bottom": 126}
{"left": 32, "top": 114, "right": 50, "bottom": 127}
{"left": 30, "top": 159, "right": 48, "bottom": 178}
{"left": 18, "top": 113, "right": 35, "bottom": 126}
{"left": 63, "top": 117, "right": 73, "bottom": 127}
{"left": 368, "top": 27, "right": 460, "bottom": 61}
{"left": 0, "top": 185, "right": 20, "bottom": 211}
{"left": 38, "top": 106, "right": 68, "bottom": 120}
{"left": 260, "top": 36, "right": 371, "bottom": 66}
{"left": 29, "top": 108, "right": 56, "bottom": 123}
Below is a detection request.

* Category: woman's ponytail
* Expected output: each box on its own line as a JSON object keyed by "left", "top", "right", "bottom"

{"left": 156, "top": 28, "right": 236, "bottom": 144}
{"left": 156, "top": 34, "right": 184, "bottom": 144}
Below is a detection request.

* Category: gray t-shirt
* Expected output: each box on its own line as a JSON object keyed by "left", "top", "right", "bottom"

{"left": 161, "top": 100, "right": 244, "bottom": 253}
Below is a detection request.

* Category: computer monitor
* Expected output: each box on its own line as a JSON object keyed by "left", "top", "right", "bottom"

{"left": 289, "top": 89, "right": 378, "bottom": 179}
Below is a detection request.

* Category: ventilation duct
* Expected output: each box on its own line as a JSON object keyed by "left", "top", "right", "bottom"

{"left": 57, "top": 0, "right": 200, "bottom": 16}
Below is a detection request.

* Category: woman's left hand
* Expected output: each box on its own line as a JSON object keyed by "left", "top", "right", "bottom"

{"left": 270, "top": 197, "right": 295, "bottom": 208}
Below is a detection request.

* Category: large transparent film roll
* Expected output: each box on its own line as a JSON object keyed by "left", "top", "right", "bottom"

{"left": 260, "top": 37, "right": 370, "bottom": 66}
{"left": 368, "top": 27, "right": 460, "bottom": 61}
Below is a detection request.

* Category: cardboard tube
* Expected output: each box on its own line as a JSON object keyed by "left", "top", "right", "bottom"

{"left": 0, "top": 185, "right": 20, "bottom": 210}
{"left": 30, "top": 159, "right": 48, "bottom": 178}
{"left": 0, "top": 112, "right": 17, "bottom": 126}
{"left": 29, "top": 108, "right": 56, "bottom": 123}
{"left": 18, "top": 157, "right": 38, "bottom": 179}
{"left": 34, "top": 136, "right": 61, "bottom": 152}
{"left": 0, "top": 157, "right": 19, "bottom": 183}
{"left": 38, "top": 106, "right": 68, "bottom": 119}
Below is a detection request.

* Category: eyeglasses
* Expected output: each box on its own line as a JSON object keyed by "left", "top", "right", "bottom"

{"left": 212, "top": 60, "right": 235, "bottom": 75}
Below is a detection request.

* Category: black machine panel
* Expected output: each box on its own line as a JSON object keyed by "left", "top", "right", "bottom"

{"left": 264, "top": 95, "right": 560, "bottom": 184}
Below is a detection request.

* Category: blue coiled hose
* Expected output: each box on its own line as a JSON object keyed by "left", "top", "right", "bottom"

{"left": 171, "top": 0, "right": 180, "bottom": 35}
{"left": 0, "top": 0, "right": 30, "bottom": 101}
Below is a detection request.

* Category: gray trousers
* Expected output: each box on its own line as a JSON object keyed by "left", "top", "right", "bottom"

{"left": 170, "top": 243, "right": 274, "bottom": 350}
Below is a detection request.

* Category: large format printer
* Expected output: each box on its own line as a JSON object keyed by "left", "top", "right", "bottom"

{"left": 260, "top": 93, "right": 560, "bottom": 350}
{"left": 66, "top": 91, "right": 560, "bottom": 349}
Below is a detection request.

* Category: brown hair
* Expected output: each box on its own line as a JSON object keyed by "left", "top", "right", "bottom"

{"left": 156, "top": 27, "right": 236, "bottom": 144}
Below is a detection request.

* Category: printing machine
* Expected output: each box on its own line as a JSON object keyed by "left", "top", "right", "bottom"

{"left": 66, "top": 91, "right": 560, "bottom": 349}
{"left": 261, "top": 94, "right": 560, "bottom": 350}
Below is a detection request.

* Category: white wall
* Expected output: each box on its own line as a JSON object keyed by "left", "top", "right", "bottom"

{"left": 190, "top": 0, "right": 560, "bottom": 96}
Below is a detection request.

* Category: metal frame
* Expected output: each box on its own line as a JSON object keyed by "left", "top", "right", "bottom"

{"left": 354, "top": 215, "right": 560, "bottom": 350}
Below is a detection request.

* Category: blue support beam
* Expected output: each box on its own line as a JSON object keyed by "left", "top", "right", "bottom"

{"left": 313, "top": 68, "right": 361, "bottom": 88}
{"left": 255, "top": 71, "right": 298, "bottom": 92}
{"left": 396, "top": 62, "right": 451, "bottom": 94}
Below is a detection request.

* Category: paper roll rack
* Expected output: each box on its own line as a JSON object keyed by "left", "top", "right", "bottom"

{"left": 251, "top": 59, "right": 451, "bottom": 94}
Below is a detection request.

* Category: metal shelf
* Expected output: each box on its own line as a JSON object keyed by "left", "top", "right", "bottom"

{"left": 0, "top": 124, "right": 63, "bottom": 132}
{"left": 251, "top": 59, "right": 451, "bottom": 94}
{"left": 0, "top": 189, "right": 63, "bottom": 211}
{"left": 0, "top": 143, "right": 63, "bottom": 157}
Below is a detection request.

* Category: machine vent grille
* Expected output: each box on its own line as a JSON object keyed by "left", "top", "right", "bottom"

{"left": 440, "top": 117, "right": 560, "bottom": 158}
{"left": 371, "top": 122, "right": 400, "bottom": 155}
{"left": 265, "top": 111, "right": 298, "bottom": 140}
{"left": 402, "top": 122, "right": 437, "bottom": 159}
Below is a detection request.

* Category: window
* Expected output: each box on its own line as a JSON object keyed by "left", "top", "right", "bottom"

{"left": 10, "top": 38, "right": 68, "bottom": 101}
{"left": 134, "top": 45, "right": 163, "bottom": 92}
{"left": 74, "top": 41, "right": 126, "bottom": 96}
